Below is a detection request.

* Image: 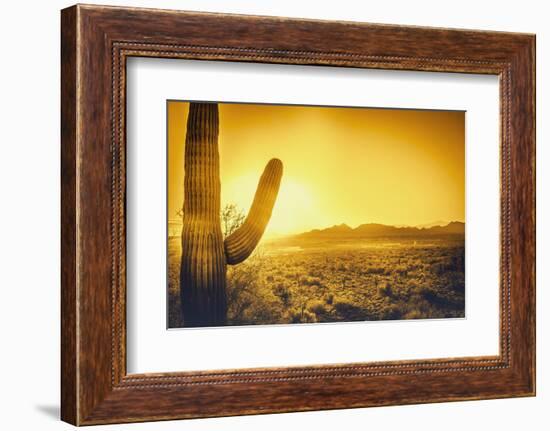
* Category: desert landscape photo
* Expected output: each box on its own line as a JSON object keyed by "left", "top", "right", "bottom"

{"left": 167, "top": 101, "right": 465, "bottom": 328}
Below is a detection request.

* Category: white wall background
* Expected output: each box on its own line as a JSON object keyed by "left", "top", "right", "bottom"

{"left": 0, "top": 0, "right": 546, "bottom": 429}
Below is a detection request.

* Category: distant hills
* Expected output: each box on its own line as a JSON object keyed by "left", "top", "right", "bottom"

{"left": 292, "top": 221, "right": 464, "bottom": 240}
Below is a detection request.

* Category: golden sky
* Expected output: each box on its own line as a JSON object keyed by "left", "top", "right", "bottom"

{"left": 168, "top": 101, "right": 465, "bottom": 238}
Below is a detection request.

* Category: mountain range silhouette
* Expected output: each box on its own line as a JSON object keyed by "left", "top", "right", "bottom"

{"left": 292, "top": 221, "right": 465, "bottom": 239}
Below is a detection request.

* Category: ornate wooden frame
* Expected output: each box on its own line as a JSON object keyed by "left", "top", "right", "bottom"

{"left": 61, "top": 4, "right": 535, "bottom": 425}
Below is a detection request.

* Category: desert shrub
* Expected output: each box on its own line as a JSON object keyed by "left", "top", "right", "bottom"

{"left": 431, "top": 253, "right": 464, "bottom": 276}
{"left": 226, "top": 265, "right": 259, "bottom": 324}
{"left": 298, "top": 275, "right": 322, "bottom": 287}
{"left": 366, "top": 266, "right": 385, "bottom": 275}
{"left": 244, "top": 293, "right": 283, "bottom": 324}
{"left": 419, "top": 285, "right": 437, "bottom": 300}
{"left": 308, "top": 277, "right": 322, "bottom": 287}
{"left": 394, "top": 266, "right": 408, "bottom": 276}
{"left": 382, "top": 304, "right": 403, "bottom": 320}
{"left": 167, "top": 238, "right": 183, "bottom": 327}
{"left": 418, "top": 285, "right": 460, "bottom": 309}
{"left": 430, "top": 262, "right": 445, "bottom": 275}
{"left": 407, "top": 263, "right": 420, "bottom": 272}
{"left": 336, "top": 263, "right": 347, "bottom": 272}
{"left": 288, "top": 308, "right": 317, "bottom": 323}
{"left": 444, "top": 271, "right": 465, "bottom": 292}
{"left": 272, "top": 283, "right": 291, "bottom": 307}
{"left": 226, "top": 256, "right": 283, "bottom": 325}
{"left": 378, "top": 282, "right": 393, "bottom": 298}
{"left": 308, "top": 268, "right": 320, "bottom": 277}
{"left": 333, "top": 299, "right": 364, "bottom": 320}
{"left": 404, "top": 309, "right": 424, "bottom": 320}
{"left": 308, "top": 300, "right": 328, "bottom": 318}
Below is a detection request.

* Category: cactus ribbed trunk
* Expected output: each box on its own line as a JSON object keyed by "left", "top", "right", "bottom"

{"left": 180, "top": 102, "right": 283, "bottom": 327}
{"left": 180, "top": 103, "right": 227, "bottom": 327}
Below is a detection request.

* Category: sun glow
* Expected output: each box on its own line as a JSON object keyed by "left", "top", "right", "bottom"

{"left": 223, "top": 174, "right": 320, "bottom": 239}
{"left": 168, "top": 101, "right": 465, "bottom": 238}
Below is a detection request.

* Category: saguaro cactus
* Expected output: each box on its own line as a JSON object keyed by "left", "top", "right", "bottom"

{"left": 180, "top": 102, "right": 283, "bottom": 327}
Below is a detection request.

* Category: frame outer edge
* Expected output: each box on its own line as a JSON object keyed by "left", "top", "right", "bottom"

{"left": 526, "top": 35, "right": 536, "bottom": 395}
{"left": 531, "top": 34, "right": 536, "bottom": 396}
{"left": 61, "top": 5, "right": 79, "bottom": 426}
{"left": 507, "top": 35, "right": 536, "bottom": 395}
{"left": 61, "top": 4, "right": 536, "bottom": 424}
{"left": 523, "top": 34, "right": 536, "bottom": 394}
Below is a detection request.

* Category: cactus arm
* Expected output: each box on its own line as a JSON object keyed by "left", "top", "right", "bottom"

{"left": 224, "top": 158, "right": 283, "bottom": 265}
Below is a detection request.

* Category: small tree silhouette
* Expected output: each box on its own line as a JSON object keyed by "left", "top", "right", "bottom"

{"left": 221, "top": 203, "right": 246, "bottom": 239}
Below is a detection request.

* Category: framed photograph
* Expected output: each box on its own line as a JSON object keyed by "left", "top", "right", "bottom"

{"left": 165, "top": 101, "right": 466, "bottom": 329}
{"left": 61, "top": 4, "right": 535, "bottom": 425}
